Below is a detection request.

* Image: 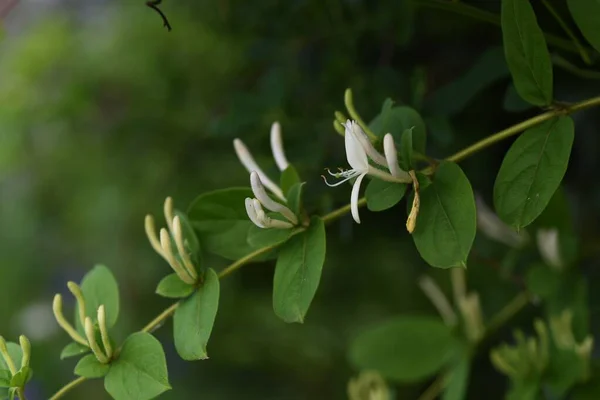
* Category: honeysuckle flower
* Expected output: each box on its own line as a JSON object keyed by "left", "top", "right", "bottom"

{"left": 383, "top": 133, "right": 411, "bottom": 180}
{"left": 324, "top": 120, "right": 410, "bottom": 224}
{"left": 245, "top": 198, "right": 294, "bottom": 229}
{"left": 476, "top": 195, "right": 528, "bottom": 248}
{"left": 234, "top": 134, "right": 285, "bottom": 201}
{"left": 270, "top": 122, "right": 289, "bottom": 172}
{"left": 537, "top": 228, "right": 562, "bottom": 270}
{"left": 250, "top": 171, "right": 298, "bottom": 225}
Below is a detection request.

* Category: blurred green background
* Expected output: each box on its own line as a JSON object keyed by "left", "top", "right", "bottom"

{"left": 1, "top": 0, "right": 600, "bottom": 399}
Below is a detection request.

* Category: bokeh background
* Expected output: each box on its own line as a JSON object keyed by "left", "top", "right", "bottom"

{"left": 1, "top": 0, "right": 600, "bottom": 399}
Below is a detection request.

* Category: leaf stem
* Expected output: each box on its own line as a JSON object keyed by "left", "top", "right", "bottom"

{"left": 48, "top": 377, "right": 86, "bottom": 400}
{"left": 414, "top": 0, "right": 589, "bottom": 56}
{"left": 541, "top": 0, "right": 592, "bottom": 65}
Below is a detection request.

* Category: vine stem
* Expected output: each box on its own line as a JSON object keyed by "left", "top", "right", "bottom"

{"left": 414, "top": 0, "right": 589, "bottom": 57}
{"left": 49, "top": 94, "right": 600, "bottom": 399}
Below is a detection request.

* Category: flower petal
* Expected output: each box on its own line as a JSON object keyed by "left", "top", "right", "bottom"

{"left": 351, "top": 173, "right": 367, "bottom": 224}
{"left": 345, "top": 122, "right": 369, "bottom": 171}
{"left": 350, "top": 121, "right": 387, "bottom": 167}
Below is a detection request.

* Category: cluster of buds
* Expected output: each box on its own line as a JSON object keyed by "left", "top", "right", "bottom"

{"left": 491, "top": 311, "right": 593, "bottom": 382}
{"left": 324, "top": 119, "right": 414, "bottom": 226}
{"left": 52, "top": 282, "right": 113, "bottom": 363}
{"left": 145, "top": 197, "right": 199, "bottom": 285}
{"left": 234, "top": 122, "right": 300, "bottom": 230}
{"left": 0, "top": 335, "right": 31, "bottom": 386}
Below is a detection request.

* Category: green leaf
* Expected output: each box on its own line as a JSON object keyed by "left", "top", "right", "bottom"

{"left": 412, "top": 161, "right": 476, "bottom": 268}
{"left": 365, "top": 179, "right": 407, "bottom": 212}
{"left": 494, "top": 117, "right": 574, "bottom": 230}
{"left": 60, "top": 342, "right": 90, "bottom": 360}
{"left": 443, "top": 352, "right": 470, "bottom": 400}
{"left": 568, "top": 0, "right": 600, "bottom": 53}
{"left": 9, "top": 367, "right": 31, "bottom": 387}
{"left": 0, "top": 343, "right": 21, "bottom": 372}
{"left": 280, "top": 166, "right": 301, "bottom": 196}
{"left": 79, "top": 264, "right": 120, "bottom": 328}
{"left": 155, "top": 273, "right": 195, "bottom": 299}
{"left": 501, "top": 0, "right": 553, "bottom": 106}
{"left": 426, "top": 47, "right": 509, "bottom": 116}
{"left": 369, "top": 99, "right": 426, "bottom": 153}
{"left": 273, "top": 217, "right": 326, "bottom": 323}
{"left": 174, "top": 268, "right": 220, "bottom": 360}
{"left": 400, "top": 127, "right": 414, "bottom": 171}
{"left": 0, "top": 371, "right": 11, "bottom": 388}
{"left": 247, "top": 224, "right": 293, "bottom": 248}
{"left": 188, "top": 188, "right": 263, "bottom": 260}
{"left": 546, "top": 347, "right": 589, "bottom": 397}
{"left": 286, "top": 182, "right": 305, "bottom": 216}
{"left": 349, "top": 315, "right": 459, "bottom": 382}
{"left": 504, "top": 83, "right": 534, "bottom": 112}
{"left": 74, "top": 355, "right": 109, "bottom": 379}
{"left": 105, "top": 332, "right": 170, "bottom": 400}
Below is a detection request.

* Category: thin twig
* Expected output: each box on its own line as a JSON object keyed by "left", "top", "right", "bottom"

{"left": 146, "top": 0, "right": 172, "bottom": 31}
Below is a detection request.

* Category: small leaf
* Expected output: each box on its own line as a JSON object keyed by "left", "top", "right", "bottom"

{"left": 273, "top": 217, "right": 326, "bottom": 323}
{"left": 494, "top": 117, "right": 574, "bottom": 230}
{"left": 74, "top": 355, "right": 109, "bottom": 379}
{"left": 79, "top": 264, "right": 120, "bottom": 328}
{"left": 0, "top": 371, "right": 10, "bottom": 388}
{"left": 443, "top": 351, "right": 470, "bottom": 400}
{"left": 9, "top": 367, "right": 32, "bottom": 387}
{"left": 369, "top": 100, "right": 426, "bottom": 153}
{"left": 286, "top": 182, "right": 305, "bottom": 216}
{"left": 349, "top": 315, "right": 459, "bottom": 382}
{"left": 400, "top": 127, "right": 414, "bottom": 170}
{"left": 412, "top": 161, "right": 476, "bottom": 268}
{"left": 104, "top": 332, "right": 170, "bottom": 400}
{"left": 188, "top": 188, "right": 264, "bottom": 260}
{"left": 501, "top": 0, "right": 553, "bottom": 105}
{"left": 280, "top": 166, "right": 301, "bottom": 196}
{"left": 365, "top": 179, "right": 407, "bottom": 212}
{"left": 174, "top": 269, "right": 220, "bottom": 360}
{"left": 60, "top": 342, "right": 90, "bottom": 360}
{"left": 155, "top": 273, "right": 196, "bottom": 299}
{"left": 247, "top": 225, "right": 293, "bottom": 248}
{"left": 568, "top": 0, "right": 600, "bottom": 53}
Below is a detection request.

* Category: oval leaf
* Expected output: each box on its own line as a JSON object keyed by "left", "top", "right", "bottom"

{"left": 105, "top": 332, "right": 170, "bottom": 400}
{"left": 494, "top": 117, "right": 574, "bottom": 230}
{"left": 273, "top": 217, "right": 326, "bottom": 323}
{"left": 501, "top": 0, "right": 553, "bottom": 106}
{"left": 412, "top": 161, "right": 476, "bottom": 268}
{"left": 247, "top": 225, "right": 293, "bottom": 248}
{"left": 60, "top": 342, "right": 90, "bottom": 360}
{"left": 188, "top": 188, "right": 262, "bottom": 260}
{"left": 155, "top": 273, "right": 196, "bottom": 299}
{"left": 349, "top": 316, "right": 459, "bottom": 382}
{"left": 365, "top": 179, "right": 407, "bottom": 212}
{"left": 280, "top": 166, "right": 301, "bottom": 196}
{"left": 568, "top": 0, "right": 600, "bottom": 53}
{"left": 79, "top": 265, "right": 120, "bottom": 328}
{"left": 369, "top": 99, "right": 426, "bottom": 153}
{"left": 74, "top": 354, "right": 109, "bottom": 379}
{"left": 174, "top": 268, "right": 220, "bottom": 360}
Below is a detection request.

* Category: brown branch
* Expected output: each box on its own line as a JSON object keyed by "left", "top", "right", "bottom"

{"left": 146, "top": 0, "right": 172, "bottom": 31}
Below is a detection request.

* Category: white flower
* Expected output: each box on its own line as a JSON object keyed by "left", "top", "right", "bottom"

{"left": 234, "top": 138, "right": 285, "bottom": 201}
{"left": 245, "top": 198, "right": 294, "bottom": 229}
{"left": 270, "top": 122, "right": 289, "bottom": 171}
{"left": 250, "top": 172, "right": 298, "bottom": 225}
{"left": 383, "top": 133, "right": 410, "bottom": 180}
{"left": 537, "top": 228, "right": 562, "bottom": 270}
{"left": 476, "top": 195, "right": 528, "bottom": 248}
{"left": 323, "top": 120, "right": 410, "bottom": 224}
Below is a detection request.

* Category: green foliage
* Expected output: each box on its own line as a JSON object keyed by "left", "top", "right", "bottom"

{"left": 494, "top": 117, "right": 574, "bottom": 230}
{"left": 369, "top": 99, "right": 426, "bottom": 153}
{"left": 280, "top": 166, "right": 301, "bottom": 196}
{"left": 501, "top": 0, "right": 553, "bottom": 105}
{"left": 173, "top": 269, "right": 220, "bottom": 360}
{"left": 286, "top": 182, "right": 305, "bottom": 216}
{"left": 155, "top": 273, "right": 196, "bottom": 299}
{"left": 247, "top": 225, "right": 294, "bottom": 248}
{"left": 567, "top": 0, "right": 600, "bottom": 53}
{"left": 188, "top": 188, "right": 258, "bottom": 260}
{"left": 104, "top": 333, "right": 170, "bottom": 400}
{"left": 273, "top": 217, "right": 326, "bottom": 323}
{"left": 412, "top": 162, "right": 476, "bottom": 268}
{"left": 349, "top": 315, "right": 458, "bottom": 382}
{"left": 9, "top": 367, "right": 31, "bottom": 388}
{"left": 442, "top": 352, "right": 470, "bottom": 400}
{"left": 399, "top": 127, "right": 414, "bottom": 171}
{"left": 365, "top": 180, "right": 407, "bottom": 212}
{"left": 74, "top": 355, "right": 109, "bottom": 379}
{"left": 60, "top": 342, "right": 90, "bottom": 360}
{"left": 79, "top": 265, "right": 120, "bottom": 328}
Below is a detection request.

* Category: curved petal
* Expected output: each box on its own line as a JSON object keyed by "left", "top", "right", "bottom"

{"left": 351, "top": 173, "right": 367, "bottom": 224}
{"left": 270, "top": 122, "right": 289, "bottom": 171}
{"left": 345, "top": 122, "right": 369, "bottom": 172}
{"left": 350, "top": 121, "right": 387, "bottom": 167}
